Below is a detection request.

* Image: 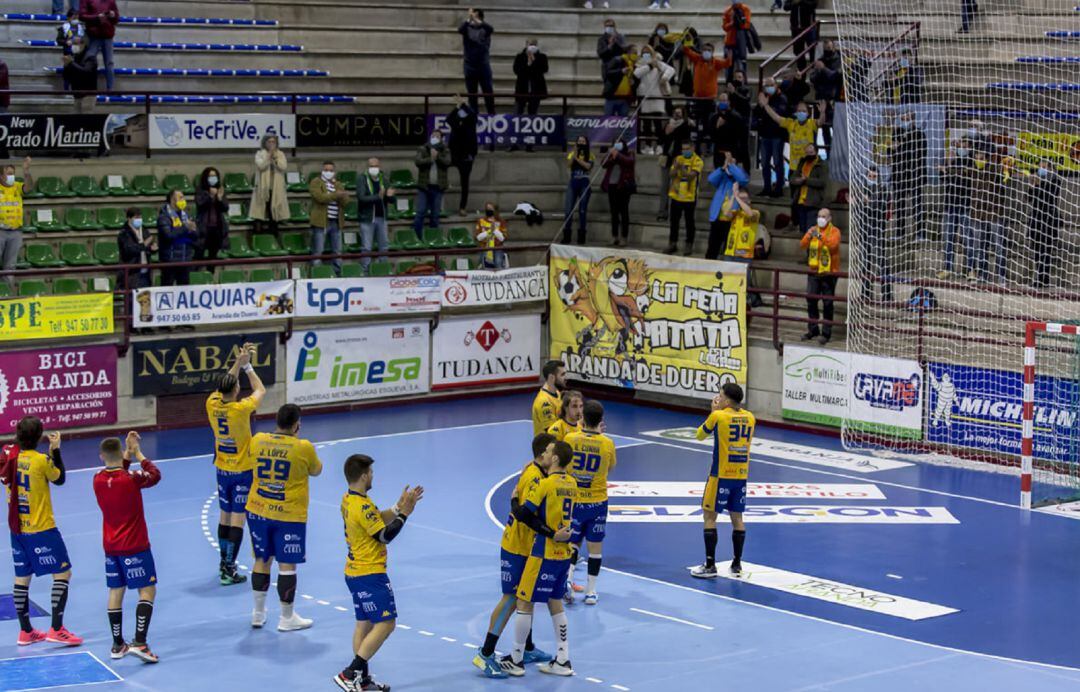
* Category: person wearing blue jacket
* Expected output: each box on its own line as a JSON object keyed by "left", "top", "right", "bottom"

{"left": 157, "top": 189, "right": 198, "bottom": 286}
{"left": 705, "top": 152, "right": 750, "bottom": 259}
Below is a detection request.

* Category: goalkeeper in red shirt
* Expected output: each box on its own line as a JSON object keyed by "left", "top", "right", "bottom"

{"left": 92, "top": 432, "right": 161, "bottom": 663}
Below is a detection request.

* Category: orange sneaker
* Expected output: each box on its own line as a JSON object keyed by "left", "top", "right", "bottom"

{"left": 17, "top": 629, "right": 46, "bottom": 646}
{"left": 45, "top": 627, "right": 83, "bottom": 646}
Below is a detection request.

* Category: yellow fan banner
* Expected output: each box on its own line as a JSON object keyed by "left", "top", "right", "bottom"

{"left": 549, "top": 244, "right": 747, "bottom": 400}
{"left": 0, "top": 293, "right": 114, "bottom": 342}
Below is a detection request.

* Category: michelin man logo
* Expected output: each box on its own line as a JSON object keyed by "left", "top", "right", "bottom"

{"left": 930, "top": 371, "right": 956, "bottom": 428}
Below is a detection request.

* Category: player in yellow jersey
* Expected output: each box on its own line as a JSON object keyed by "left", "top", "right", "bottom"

{"left": 205, "top": 343, "right": 266, "bottom": 585}
{"left": 532, "top": 360, "right": 566, "bottom": 435}
{"left": 245, "top": 404, "right": 323, "bottom": 632}
{"left": 564, "top": 401, "right": 617, "bottom": 605}
{"left": 333, "top": 454, "right": 423, "bottom": 692}
{"left": 471, "top": 433, "right": 558, "bottom": 678}
{"left": 505, "top": 441, "right": 575, "bottom": 677}
{"left": 546, "top": 391, "right": 583, "bottom": 442}
{"left": 690, "top": 383, "right": 755, "bottom": 578}
{"left": 2, "top": 417, "right": 83, "bottom": 646}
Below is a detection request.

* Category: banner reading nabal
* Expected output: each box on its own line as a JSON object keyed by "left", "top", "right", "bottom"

{"left": 548, "top": 245, "right": 747, "bottom": 400}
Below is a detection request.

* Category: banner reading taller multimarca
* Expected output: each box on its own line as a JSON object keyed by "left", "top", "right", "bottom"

{"left": 548, "top": 245, "right": 747, "bottom": 400}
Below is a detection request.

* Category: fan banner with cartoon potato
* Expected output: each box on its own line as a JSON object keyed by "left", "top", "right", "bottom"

{"left": 132, "top": 280, "right": 296, "bottom": 327}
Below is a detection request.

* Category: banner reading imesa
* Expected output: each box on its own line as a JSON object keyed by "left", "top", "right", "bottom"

{"left": 433, "top": 314, "right": 541, "bottom": 390}
{"left": 287, "top": 322, "right": 430, "bottom": 405}
{"left": 0, "top": 293, "right": 113, "bottom": 342}
{"left": 296, "top": 276, "right": 442, "bottom": 317}
{"left": 133, "top": 281, "right": 295, "bottom": 327}
{"left": 441, "top": 266, "right": 548, "bottom": 307}
{"left": 548, "top": 245, "right": 746, "bottom": 400}
{"left": 0, "top": 345, "right": 117, "bottom": 430}
{"left": 149, "top": 114, "right": 296, "bottom": 150}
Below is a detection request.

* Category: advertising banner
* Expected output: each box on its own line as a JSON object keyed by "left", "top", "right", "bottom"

{"left": 297, "top": 114, "right": 426, "bottom": 148}
{"left": 149, "top": 114, "right": 295, "bottom": 150}
{"left": 132, "top": 281, "right": 295, "bottom": 327}
{"left": 287, "top": 323, "right": 430, "bottom": 405}
{"left": 1015, "top": 132, "right": 1080, "bottom": 173}
{"left": 0, "top": 345, "right": 117, "bottom": 430}
{"left": 0, "top": 294, "right": 113, "bottom": 342}
{"left": 131, "top": 333, "right": 277, "bottom": 397}
{"left": 0, "top": 114, "right": 110, "bottom": 157}
{"left": 564, "top": 115, "right": 637, "bottom": 147}
{"left": 782, "top": 345, "right": 849, "bottom": 427}
{"left": 295, "top": 276, "right": 442, "bottom": 317}
{"left": 548, "top": 244, "right": 746, "bottom": 400}
{"left": 428, "top": 113, "right": 564, "bottom": 148}
{"left": 432, "top": 314, "right": 541, "bottom": 390}
{"left": 441, "top": 266, "right": 548, "bottom": 307}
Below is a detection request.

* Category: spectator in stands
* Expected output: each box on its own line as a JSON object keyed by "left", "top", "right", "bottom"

{"left": 969, "top": 150, "right": 1007, "bottom": 285}
{"left": 0, "top": 57, "right": 8, "bottom": 114}
{"left": 601, "top": 136, "right": 636, "bottom": 247}
{"left": 596, "top": 19, "right": 627, "bottom": 80}
{"left": 657, "top": 107, "right": 694, "bottom": 221}
{"left": 810, "top": 39, "right": 842, "bottom": 103}
{"left": 646, "top": 23, "right": 678, "bottom": 68}
{"left": 705, "top": 151, "right": 750, "bottom": 260}
{"left": 56, "top": 9, "right": 84, "bottom": 91}
{"left": 892, "top": 111, "right": 927, "bottom": 239}
{"left": 562, "top": 136, "right": 594, "bottom": 244}
{"left": 723, "top": 187, "right": 761, "bottom": 263}
{"left": 194, "top": 167, "right": 229, "bottom": 264}
{"left": 759, "top": 95, "right": 818, "bottom": 171}
{"left": 52, "top": 0, "right": 79, "bottom": 14}
{"left": 800, "top": 207, "right": 841, "bottom": 344}
{"left": 512, "top": 39, "right": 548, "bottom": 151}
{"left": 726, "top": 70, "right": 752, "bottom": 123}
{"left": 936, "top": 140, "right": 976, "bottom": 280}
{"left": 0, "top": 157, "right": 31, "bottom": 287}
{"left": 251, "top": 134, "right": 289, "bottom": 235}
{"left": 602, "top": 44, "right": 637, "bottom": 117}
{"left": 157, "top": 189, "right": 197, "bottom": 287}
{"left": 683, "top": 42, "right": 731, "bottom": 152}
{"left": 666, "top": 139, "right": 704, "bottom": 255}
{"left": 789, "top": 143, "right": 826, "bottom": 233}
{"left": 779, "top": 68, "right": 812, "bottom": 112}
{"left": 647, "top": 1, "right": 673, "bottom": 8}
{"left": 117, "top": 207, "right": 155, "bottom": 290}
{"left": 722, "top": 2, "right": 752, "bottom": 78}
{"left": 459, "top": 8, "right": 495, "bottom": 115}
{"left": 711, "top": 93, "right": 749, "bottom": 171}
{"left": 309, "top": 161, "right": 350, "bottom": 275}
{"left": 446, "top": 97, "right": 478, "bottom": 215}
{"left": 413, "top": 130, "right": 452, "bottom": 238}
{"left": 62, "top": 38, "right": 98, "bottom": 98}
{"left": 634, "top": 45, "right": 675, "bottom": 155}
{"left": 475, "top": 202, "right": 508, "bottom": 268}
{"left": 1027, "top": 160, "right": 1063, "bottom": 289}
{"left": 959, "top": 0, "right": 979, "bottom": 34}
{"left": 753, "top": 77, "right": 788, "bottom": 197}
{"left": 890, "top": 48, "right": 922, "bottom": 105}
{"left": 784, "top": 0, "right": 817, "bottom": 69}
{"left": 860, "top": 165, "right": 893, "bottom": 303}
{"left": 356, "top": 158, "right": 395, "bottom": 273}
{"left": 79, "top": 0, "right": 117, "bottom": 91}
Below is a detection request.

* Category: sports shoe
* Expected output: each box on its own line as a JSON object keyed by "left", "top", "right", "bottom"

{"left": 602, "top": 0, "right": 610, "bottom": 7}
{"left": 45, "top": 627, "right": 83, "bottom": 646}
{"left": 690, "top": 563, "right": 718, "bottom": 579}
{"left": 251, "top": 608, "right": 268, "bottom": 629}
{"left": 358, "top": 677, "right": 391, "bottom": 691}
{"left": 333, "top": 672, "right": 362, "bottom": 691}
{"left": 649, "top": 1, "right": 660, "bottom": 7}
{"left": 128, "top": 643, "right": 159, "bottom": 664}
{"left": 662, "top": 0, "right": 672, "bottom": 6}
{"left": 523, "top": 646, "right": 553, "bottom": 664}
{"left": 538, "top": 659, "right": 574, "bottom": 677}
{"left": 572, "top": 582, "right": 585, "bottom": 593}
{"left": 583, "top": 592, "right": 598, "bottom": 606}
{"left": 278, "top": 611, "right": 314, "bottom": 632}
{"left": 110, "top": 642, "right": 128, "bottom": 659}
{"left": 583, "top": 0, "right": 593, "bottom": 7}
{"left": 499, "top": 654, "right": 525, "bottom": 677}
{"left": 17, "top": 629, "right": 46, "bottom": 646}
{"left": 472, "top": 652, "right": 508, "bottom": 678}
{"left": 563, "top": 580, "right": 575, "bottom": 604}
{"left": 730, "top": 560, "right": 743, "bottom": 576}
{"left": 221, "top": 565, "right": 248, "bottom": 586}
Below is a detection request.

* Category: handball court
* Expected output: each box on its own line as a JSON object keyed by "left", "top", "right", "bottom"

{"left": 2, "top": 394, "right": 1080, "bottom": 692}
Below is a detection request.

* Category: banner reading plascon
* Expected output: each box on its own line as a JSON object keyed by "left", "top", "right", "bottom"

{"left": 132, "top": 281, "right": 295, "bottom": 327}
{"left": 0, "top": 293, "right": 113, "bottom": 342}
{"left": 441, "top": 267, "right": 548, "bottom": 307}
{"left": 548, "top": 245, "right": 746, "bottom": 400}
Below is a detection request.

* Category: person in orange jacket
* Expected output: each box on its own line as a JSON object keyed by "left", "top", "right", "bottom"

{"left": 683, "top": 42, "right": 732, "bottom": 151}
{"left": 475, "top": 201, "right": 508, "bottom": 269}
{"left": 799, "top": 207, "right": 841, "bottom": 344}
{"left": 722, "top": 1, "right": 752, "bottom": 79}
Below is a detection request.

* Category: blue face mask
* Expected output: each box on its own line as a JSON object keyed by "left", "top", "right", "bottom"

{"left": 717, "top": 102, "right": 729, "bottom": 111}
{"left": 765, "top": 86, "right": 776, "bottom": 95}
{"left": 208, "top": 175, "right": 219, "bottom": 186}
{"left": 796, "top": 112, "right": 809, "bottom": 123}
{"left": 702, "top": 51, "right": 713, "bottom": 61}
{"left": 132, "top": 218, "right": 143, "bottom": 229}
{"left": 656, "top": 28, "right": 667, "bottom": 37}
{"left": 899, "top": 58, "right": 910, "bottom": 68}
{"left": 458, "top": 108, "right": 467, "bottom": 118}
{"left": 683, "top": 150, "right": 694, "bottom": 159}
{"left": 1038, "top": 167, "right": 1049, "bottom": 178}
{"left": 956, "top": 148, "right": 969, "bottom": 158}
{"left": 867, "top": 177, "right": 878, "bottom": 186}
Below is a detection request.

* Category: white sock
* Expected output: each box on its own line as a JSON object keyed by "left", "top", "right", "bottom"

{"left": 253, "top": 591, "right": 267, "bottom": 613}
{"left": 511, "top": 610, "right": 533, "bottom": 664}
{"left": 551, "top": 611, "right": 569, "bottom": 663}
{"left": 280, "top": 601, "right": 294, "bottom": 619}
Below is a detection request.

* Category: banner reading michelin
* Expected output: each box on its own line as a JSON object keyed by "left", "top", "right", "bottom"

{"left": 441, "top": 267, "right": 548, "bottom": 307}
{"left": 132, "top": 281, "right": 295, "bottom": 327}
{"left": 0, "top": 293, "right": 113, "bottom": 342}
{"left": 296, "top": 276, "right": 442, "bottom": 317}
{"left": 548, "top": 245, "right": 746, "bottom": 400}
{"left": 287, "top": 322, "right": 430, "bottom": 405}
{"left": 149, "top": 114, "right": 295, "bottom": 150}
{"left": 432, "top": 314, "right": 541, "bottom": 390}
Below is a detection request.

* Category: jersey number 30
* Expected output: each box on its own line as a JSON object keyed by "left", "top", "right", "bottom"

{"left": 571, "top": 452, "right": 601, "bottom": 473}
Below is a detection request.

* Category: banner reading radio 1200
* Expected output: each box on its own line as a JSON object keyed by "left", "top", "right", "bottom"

{"left": 548, "top": 245, "right": 746, "bottom": 400}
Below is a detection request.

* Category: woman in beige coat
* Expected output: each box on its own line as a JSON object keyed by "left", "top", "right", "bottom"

{"left": 250, "top": 134, "right": 289, "bottom": 234}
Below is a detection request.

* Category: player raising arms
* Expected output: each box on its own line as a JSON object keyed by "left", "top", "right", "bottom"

{"left": 690, "top": 383, "right": 755, "bottom": 578}
{"left": 1, "top": 417, "right": 82, "bottom": 646}
{"left": 334, "top": 454, "right": 423, "bottom": 692}
{"left": 532, "top": 360, "right": 566, "bottom": 436}
{"left": 471, "top": 433, "right": 557, "bottom": 678}
{"left": 246, "top": 404, "right": 322, "bottom": 632}
{"left": 506, "top": 440, "right": 576, "bottom": 677}
{"left": 564, "top": 401, "right": 617, "bottom": 605}
{"left": 206, "top": 342, "right": 266, "bottom": 585}
{"left": 546, "top": 391, "right": 583, "bottom": 443}
{"left": 93, "top": 432, "right": 162, "bottom": 663}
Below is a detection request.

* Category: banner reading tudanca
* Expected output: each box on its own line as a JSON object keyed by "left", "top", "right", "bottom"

{"left": 548, "top": 245, "right": 747, "bottom": 400}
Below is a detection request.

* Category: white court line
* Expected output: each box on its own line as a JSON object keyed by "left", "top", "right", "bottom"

{"left": 440, "top": 636, "right": 457, "bottom": 643}
{"left": 1, "top": 650, "right": 123, "bottom": 692}
{"left": 585, "top": 677, "right": 604, "bottom": 684}
{"left": 418, "top": 630, "right": 435, "bottom": 637}
{"left": 629, "top": 607, "right": 714, "bottom": 631}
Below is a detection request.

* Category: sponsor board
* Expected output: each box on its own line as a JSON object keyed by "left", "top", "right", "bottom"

{"left": 132, "top": 281, "right": 295, "bottom": 327}
{"left": 287, "top": 323, "right": 430, "bottom": 405}
{"left": 0, "top": 114, "right": 110, "bottom": 156}
{"left": 1015, "top": 132, "right": 1080, "bottom": 173}
{"left": 0, "top": 293, "right": 113, "bottom": 342}
{"left": 564, "top": 115, "right": 638, "bottom": 147}
{"left": 131, "top": 333, "right": 276, "bottom": 397}
{"left": 641, "top": 428, "right": 914, "bottom": 473}
{"left": 432, "top": 314, "right": 541, "bottom": 390}
{"left": 611, "top": 505, "right": 958, "bottom": 524}
{"left": 428, "top": 113, "right": 564, "bottom": 148}
{"left": 0, "top": 345, "right": 117, "bottom": 430}
{"left": 605, "top": 481, "right": 885, "bottom": 499}
{"left": 549, "top": 245, "right": 747, "bottom": 401}
{"left": 296, "top": 114, "right": 426, "bottom": 148}
{"left": 441, "top": 266, "right": 548, "bottom": 307}
{"left": 149, "top": 114, "right": 295, "bottom": 150}
{"left": 296, "top": 276, "right": 442, "bottom": 317}
{"left": 782, "top": 345, "right": 849, "bottom": 427}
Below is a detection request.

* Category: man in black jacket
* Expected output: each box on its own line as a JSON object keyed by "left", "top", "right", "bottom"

{"left": 711, "top": 94, "right": 749, "bottom": 172}
{"left": 859, "top": 166, "right": 893, "bottom": 302}
{"left": 753, "top": 77, "right": 788, "bottom": 197}
{"left": 784, "top": 0, "right": 817, "bottom": 69}
{"left": 512, "top": 39, "right": 549, "bottom": 152}
{"left": 459, "top": 8, "right": 495, "bottom": 115}
{"left": 596, "top": 18, "right": 626, "bottom": 81}
{"left": 892, "top": 111, "right": 927, "bottom": 239}
{"left": 446, "top": 98, "right": 478, "bottom": 215}
{"left": 117, "top": 207, "right": 156, "bottom": 290}
{"left": 1027, "top": 160, "right": 1063, "bottom": 289}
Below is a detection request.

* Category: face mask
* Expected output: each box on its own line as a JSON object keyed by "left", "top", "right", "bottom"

{"left": 796, "top": 112, "right": 809, "bottom": 123}
{"left": 527, "top": 44, "right": 538, "bottom": 54}
{"left": 578, "top": 143, "right": 587, "bottom": 152}
{"left": 132, "top": 218, "right": 143, "bottom": 229}
{"left": 614, "top": 142, "right": 624, "bottom": 151}
{"left": 1038, "top": 167, "right": 1049, "bottom": 178}
{"left": 604, "top": 26, "right": 614, "bottom": 34}
{"left": 176, "top": 199, "right": 187, "bottom": 211}
{"left": 1008, "top": 145, "right": 1018, "bottom": 157}
{"left": 817, "top": 217, "right": 828, "bottom": 228}
{"left": 640, "top": 54, "right": 652, "bottom": 64}
{"left": 656, "top": 28, "right": 667, "bottom": 37}
{"left": 702, "top": 51, "right": 713, "bottom": 61}
{"left": 458, "top": 108, "right": 467, "bottom": 118}
{"left": 368, "top": 167, "right": 380, "bottom": 177}
{"left": 975, "top": 159, "right": 986, "bottom": 170}
{"left": 208, "top": 175, "right": 219, "bottom": 186}
{"left": 485, "top": 208, "right": 495, "bottom": 217}
{"left": 717, "top": 102, "right": 729, "bottom": 111}
{"left": 867, "top": 177, "right": 878, "bottom": 186}
{"left": 899, "top": 58, "right": 910, "bottom": 68}
{"left": 765, "top": 86, "right": 776, "bottom": 95}
{"left": 322, "top": 170, "right": 334, "bottom": 180}
{"left": 968, "top": 128, "right": 978, "bottom": 138}
{"left": 818, "top": 150, "right": 828, "bottom": 161}
{"left": 430, "top": 137, "right": 441, "bottom": 147}
{"left": 956, "top": 148, "right": 969, "bottom": 158}
{"left": 683, "top": 150, "right": 694, "bottom": 159}
{"left": 2, "top": 175, "right": 13, "bottom": 186}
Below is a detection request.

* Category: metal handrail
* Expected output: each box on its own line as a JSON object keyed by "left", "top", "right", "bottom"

{"left": 756, "top": 20, "right": 823, "bottom": 88}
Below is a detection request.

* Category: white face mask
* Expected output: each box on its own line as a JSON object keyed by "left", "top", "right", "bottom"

{"left": 430, "top": 137, "right": 441, "bottom": 147}
{"left": 817, "top": 217, "right": 828, "bottom": 228}
{"left": 368, "top": 167, "right": 380, "bottom": 177}
{"left": 2, "top": 175, "right": 13, "bottom": 186}
{"left": 640, "top": 53, "right": 652, "bottom": 64}
{"left": 614, "top": 142, "right": 624, "bottom": 151}
{"left": 321, "top": 170, "right": 334, "bottom": 181}
{"left": 207, "top": 175, "right": 219, "bottom": 186}
{"left": 132, "top": 218, "right": 143, "bottom": 230}
{"left": 527, "top": 44, "right": 538, "bottom": 54}
{"left": 458, "top": 108, "right": 467, "bottom": 118}
{"left": 702, "top": 51, "right": 713, "bottom": 61}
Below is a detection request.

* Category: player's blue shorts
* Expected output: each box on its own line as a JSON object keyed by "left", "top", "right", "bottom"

{"left": 246, "top": 513, "right": 306, "bottom": 563}
{"left": 11, "top": 528, "right": 71, "bottom": 578}
{"left": 346, "top": 573, "right": 397, "bottom": 623}
{"left": 217, "top": 469, "right": 252, "bottom": 514}
{"left": 500, "top": 549, "right": 528, "bottom": 596}
{"left": 702, "top": 477, "right": 747, "bottom": 514}
{"left": 571, "top": 501, "right": 608, "bottom": 544}
{"left": 516, "top": 556, "right": 571, "bottom": 603}
{"left": 105, "top": 549, "right": 157, "bottom": 590}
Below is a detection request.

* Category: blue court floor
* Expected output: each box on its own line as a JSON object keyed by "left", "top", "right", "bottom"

{"left": 3, "top": 394, "right": 1080, "bottom": 692}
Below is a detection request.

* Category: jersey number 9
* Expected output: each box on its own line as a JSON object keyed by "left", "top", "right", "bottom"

{"left": 561, "top": 497, "right": 572, "bottom": 523}
{"left": 571, "top": 452, "right": 601, "bottom": 473}
{"left": 256, "top": 457, "right": 290, "bottom": 481}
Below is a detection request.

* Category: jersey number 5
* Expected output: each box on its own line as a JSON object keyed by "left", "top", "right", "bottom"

{"left": 16, "top": 472, "right": 30, "bottom": 492}
{"left": 256, "top": 457, "right": 290, "bottom": 481}
{"left": 216, "top": 418, "right": 230, "bottom": 437}
{"left": 571, "top": 452, "right": 601, "bottom": 472}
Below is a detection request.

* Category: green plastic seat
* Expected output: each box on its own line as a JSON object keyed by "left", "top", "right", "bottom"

{"left": 309, "top": 265, "right": 335, "bottom": 279}
{"left": 101, "top": 175, "right": 135, "bottom": 196}
{"left": 98, "top": 207, "right": 127, "bottom": 230}
{"left": 0, "top": 283, "right": 10, "bottom": 298}
{"left": 18, "top": 279, "right": 49, "bottom": 297}
{"left": 141, "top": 207, "right": 161, "bottom": 226}
{"left": 86, "top": 276, "right": 114, "bottom": 293}
{"left": 15, "top": 245, "right": 29, "bottom": 270}
{"left": 69, "top": 175, "right": 106, "bottom": 197}
{"left": 387, "top": 197, "right": 414, "bottom": 221}
{"left": 288, "top": 202, "right": 309, "bottom": 224}
{"left": 391, "top": 229, "right": 424, "bottom": 251}
{"left": 252, "top": 235, "right": 287, "bottom": 257}
{"left": 35, "top": 176, "right": 70, "bottom": 198}
{"left": 52, "top": 277, "right": 83, "bottom": 295}
{"left": 132, "top": 175, "right": 167, "bottom": 196}
{"left": 227, "top": 202, "right": 250, "bottom": 225}
{"left": 286, "top": 171, "right": 308, "bottom": 193}
{"left": 422, "top": 227, "right": 452, "bottom": 249}
{"left": 223, "top": 235, "right": 258, "bottom": 259}
{"left": 280, "top": 231, "right": 308, "bottom": 255}
{"left": 31, "top": 209, "right": 69, "bottom": 232}
{"left": 60, "top": 242, "right": 97, "bottom": 266}
{"left": 445, "top": 255, "right": 475, "bottom": 271}
{"left": 161, "top": 173, "right": 194, "bottom": 195}
{"left": 388, "top": 169, "right": 416, "bottom": 190}
{"left": 223, "top": 172, "right": 252, "bottom": 194}
{"left": 188, "top": 271, "right": 214, "bottom": 286}
{"left": 93, "top": 241, "right": 119, "bottom": 265}
{"left": 26, "top": 243, "right": 65, "bottom": 268}
{"left": 367, "top": 260, "right": 393, "bottom": 277}
{"left": 339, "top": 199, "right": 358, "bottom": 222}
{"left": 248, "top": 268, "right": 276, "bottom": 283}
{"left": 447, "top": 227, "right": 475, "bottom": 247}
{"left": 341, "top": 263, "right": 364, "bottom": 278}
{"left": 218, "top": 269, "right": 246, "bottom": 284}
{"left": 337, "top": 171, "right": 358, "bottom": 191}
{"left": 396, "top": 260, "right": 416, "bottom": 274}
{"left": 66, "top": 208, "right": 103, "bottom": 231}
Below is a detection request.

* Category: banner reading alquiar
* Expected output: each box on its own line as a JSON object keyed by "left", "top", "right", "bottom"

{"left": 0, "top": 294, "right": 113, "bottom": 342}
{"left": 548, "top": 245, "right": 746, "bottom": 400}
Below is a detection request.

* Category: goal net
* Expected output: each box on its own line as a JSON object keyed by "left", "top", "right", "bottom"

{"left": 830, "top": 2, "right": 1080, "bottom": 505}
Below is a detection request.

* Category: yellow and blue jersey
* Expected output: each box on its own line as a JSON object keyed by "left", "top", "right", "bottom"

{"left": 9, "top": 450, "right": 60, "bottom": 533}
{"left": 523, "top": 471, "right": 576, "bottom": 561}
{"left": 564, "top": 430, "right": 616, "bottom": 503}
{"left": 245, "top": 433, "right": 322, "bottom": 522}
{"left": 697, "top": 407, "right": 756, "bottom": 480}
{"left": 206, "top": 392, "right": 258, "bottom": 472}
{"left": 532, "top": 387, "right": 561, "bottom": 436}
{"left": 546, "top": 418, "right": 581, "bottom": 443}
{"left": 342, "top": 491, "right": 387, "bottom": 577}
{"left": 499, "top": 461, "right": 547, "bottom": 557}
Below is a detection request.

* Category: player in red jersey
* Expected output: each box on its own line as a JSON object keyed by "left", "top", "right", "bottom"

{"left": 92, "top": 432, "right": 162, "bottom": 663}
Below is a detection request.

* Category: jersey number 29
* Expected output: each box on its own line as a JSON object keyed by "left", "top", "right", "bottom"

{"left": 256, "top": 457, "right": 290, "bottom": 481}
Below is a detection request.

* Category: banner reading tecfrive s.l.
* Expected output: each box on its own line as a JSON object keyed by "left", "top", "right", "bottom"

{"left": 0, "top": 345, "right": 117, "bottom": 430}
{"left": 441, "top": 266, "right": 548, "bottom": 307}
{"left": 548, "top": 244, "right": 746, "bottom": 400}
{"left": 296, "top": 276, "right": 442, "bottom": 317}
{"left": 432, "top": 314, "right": 541, "bottom": 390}
{"left": 132, "top": 281, "right": 295, "bottom": 327}
{"left": 287, "top": 323, "right": 430, "bottom": 405}
{"left": 149, "top": 114, "right": 296, "bottom": 150}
